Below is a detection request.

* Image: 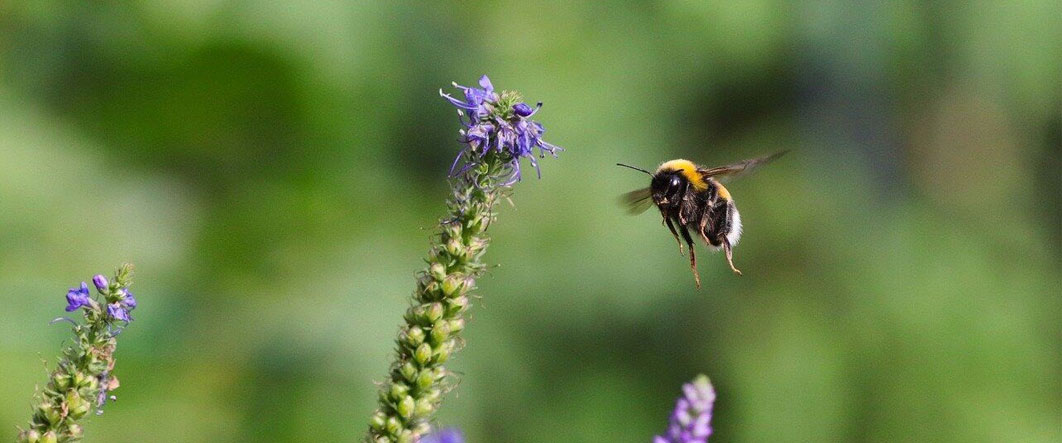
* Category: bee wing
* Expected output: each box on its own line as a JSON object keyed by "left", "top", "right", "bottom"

{"left": 620, "top": 188, "right": 654, "bottom": 215}
{"left": 700, "top": 150, "right": 789, "bottom": 182}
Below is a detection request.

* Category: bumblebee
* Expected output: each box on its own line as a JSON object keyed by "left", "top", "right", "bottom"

{"left": 618, "top": 152, "right": 787, "bottom": 288}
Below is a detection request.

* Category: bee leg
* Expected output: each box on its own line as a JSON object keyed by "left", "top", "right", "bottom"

{"left": 698, "top": 212, "right": 712, "bottom": 246}
{"left": 664, "top": 216, "right": 684, "bottom": 256}
{"left": 679, "top": 225, "right": 701, "bottom": 288}
{"left": 723, "top": 239, "right": 742, "bottom": 276}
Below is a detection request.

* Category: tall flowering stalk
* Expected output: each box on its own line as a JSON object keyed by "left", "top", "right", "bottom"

{"left": 654, "top": 374, "right": 716, "bottom": 443}
{"left": 366, "top": 75, "right": 561, "bottom": 443}
{"left": 17, "top": 264, "right": 138, "bottom": 443}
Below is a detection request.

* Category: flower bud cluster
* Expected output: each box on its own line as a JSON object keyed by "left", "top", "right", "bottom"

{"left": 366, "top": 156, "right": 505, "bottom": 443}
{"left": 17, "top": 264, "right": 136, "bottom": 443}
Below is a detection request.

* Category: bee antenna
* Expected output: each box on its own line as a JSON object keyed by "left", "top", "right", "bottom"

{"left": 616, "top": 163, "right": 652, "bottom": 175}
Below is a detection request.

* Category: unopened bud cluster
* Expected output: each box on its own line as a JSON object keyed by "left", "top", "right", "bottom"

{"left": 17, "top": 264, "right": 136, "bottom": 443}
{"left": 367, "top": 156, "right": 506, "bottom": 443}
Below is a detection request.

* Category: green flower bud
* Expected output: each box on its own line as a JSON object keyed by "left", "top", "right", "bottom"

{"left": 72, "top": 372, "right": 87, "bottom": 388}
{"left": 441, "top": 276, "right": 463, "bottom": 297}
{"left": 444, "top": 224, "right": 462, "bottom": 240}
{"left": 433, "top": 341, "right": 452, "bottom": 364}
{"left": 447, "top": 296, "right": 469, "bottom": 316}
{"left": 39, "top": 432, "right": 57, "bottom": 443}
{"left": 385, "top": 416, "right": 402, "bottom": 435}
{"left": 53, "top": 374, "right": 72, "bottom": 391}
{"left": 424, "top": 303, "right": 444, "bottom": 323}
{"left": 413, "top": 423, "right": 432, "bottom": 438}
{"left": 421, "top": 281, "right": 441, "bottom": 299}
{"left": 396, "top": 430, "right": 415, "bottom": 443}
{"left": 40, "top": 403, "right": 61, "bottom": 426}
{"left": 66, "top": 390, "right": 90, "bottom": 419}
{"left": 84, "top": 375, "right": 99, "bottom": 391}
{"left": 370, "top": 411, "right": 387, "bottom": 430}
{"left": 422, "top": 387, "right": 442, "bottom": 403}
{"left": 18, "top": 429, "right": 40, "bottom": 443}
{"left": 397, "top": 395, "right": 415, "bottom": 419}
{"left": 389, "top": 383, "right": 410, "bottom": 402}
{"left": 404, "top": 326, "right": 425, "bottom": 347}
{"left": 429, "top": 263, "right": 446, "bottom": 281}
{"left": 414, "top": 344, "right": 433, "bottom": 365}
{"left": 414, "top": 398, "right": 434, "bottom": 418}
{"left": 67, "top": 424, "right": 83, "bottom": 439}
{"left": 430, "top": 321, "right": 451, "bottom": 345}
{"left": 468, "top": 214, "right": 486, "bottom": 232}
{"left": 448, "top": 318, "right": 465, "bottom": 333}
{"left": 399, "top": 363, "right": 418, "bottom": 382}
{"left": 416, "top": 369, "right": 434, "bottom": 391}
{"left": 445, "top": 238, "right": 462, "bottom": 257}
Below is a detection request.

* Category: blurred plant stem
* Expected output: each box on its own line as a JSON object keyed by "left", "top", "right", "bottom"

{"left": 366, "top": 153, "right": 506, "bottom": 443}
{"left": 18, "top": 264, "right": 137, "bottom": 443}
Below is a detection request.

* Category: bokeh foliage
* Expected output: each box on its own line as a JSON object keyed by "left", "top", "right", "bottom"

{"left": 1, "top": 1, "right": 1058, "bottom": 442}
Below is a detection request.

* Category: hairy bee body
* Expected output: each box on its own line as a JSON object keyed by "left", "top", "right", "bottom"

{"left": 620, "top": 152, "right": 786, "bottom": 288}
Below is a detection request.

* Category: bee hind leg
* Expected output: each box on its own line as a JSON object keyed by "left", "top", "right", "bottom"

{"left": 679, "top": 225, "right": 701, "bottom": 288}
{"left": 723, "top": 239, "right": 742, "bottom": 276}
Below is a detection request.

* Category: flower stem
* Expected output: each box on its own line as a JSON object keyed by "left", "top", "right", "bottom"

{"left": 367, "top": 153, "right": 508, "bottom": 443}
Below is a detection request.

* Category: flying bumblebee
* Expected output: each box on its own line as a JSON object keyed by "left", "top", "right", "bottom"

{"left": 618, "top": 151, "right": 787, "bottom": 288}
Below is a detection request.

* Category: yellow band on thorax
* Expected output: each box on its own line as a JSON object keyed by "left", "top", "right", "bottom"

{"left": 657, "top": 159, "right": 708, "bottom": 191}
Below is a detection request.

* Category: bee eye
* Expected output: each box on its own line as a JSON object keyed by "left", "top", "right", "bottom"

{"left": 670, "top": 176, "right": 682, "bottom": 190}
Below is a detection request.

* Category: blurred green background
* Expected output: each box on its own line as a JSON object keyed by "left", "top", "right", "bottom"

{"left": 1, "top": 1, "right": 1059, "bottom": 442}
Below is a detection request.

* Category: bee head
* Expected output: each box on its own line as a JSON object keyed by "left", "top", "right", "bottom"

{"left": 651, "top": 171, "right": 686, "bottom": 206}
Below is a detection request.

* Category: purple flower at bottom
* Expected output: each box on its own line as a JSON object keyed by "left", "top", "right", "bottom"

{"left": 420, "top": 428, "right": 464, "bottom": 443}
{"left": 655, "top": 375, "right": 716, "bottom": 443}
{"left": 65, "top": 282, "right": 92, "bottom": 312}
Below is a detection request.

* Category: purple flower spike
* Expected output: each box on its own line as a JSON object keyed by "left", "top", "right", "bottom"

{"left": 92, "top": 274, "right": 109, "bottom": 292}
{"left": 440, "top": 75, "right": 562, "bottom": 185}
{"left": 65, "top": 282, "right": 92, "bottom": 312}
{"left": 655, "top": 375, "right": 716, "bottom": 443}
{"left": 420, "top": 428, "right": 464, "bottom": 443}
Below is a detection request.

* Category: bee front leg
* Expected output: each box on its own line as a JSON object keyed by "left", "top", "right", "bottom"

{"left": 723, "top": 239, "right": 742, "bottom": 276}
{"left": 664, "top": 216, "right": 684, "bottom": 256}
{"left": 679, "top": 225, "right": 701, "bottom": 288}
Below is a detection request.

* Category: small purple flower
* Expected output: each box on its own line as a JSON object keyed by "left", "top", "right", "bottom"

{"left": 420, "top": 428, "right": 464, "bottom": 443}
{"left": 440, "top": 75, "right": 498, "bottom": 124}
{"left": 440, "top": 75, "right": 562, "bottom": 185}
{"left": 107, "top": 303, "right": 130, "bottom": 322}
{"left": 105, "top": 289, "right": 136, "bottom": 322}
{"left": 92, "top": 274, "right": 109, "bottom": 293}
{"left": 65, "top": 282, "right": 92, "bottom": 312}
{"left": 655, "top": 375, "right": 715, "bottom": 443}
{"left": 122, "top": 289, "right": 137, "bottom": 309}
{"left": 512, "top": 102, "right": 534, "bottom": 117}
